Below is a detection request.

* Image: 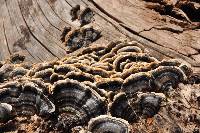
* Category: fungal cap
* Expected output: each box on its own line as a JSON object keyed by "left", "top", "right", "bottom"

{"left": 88, "top": 115, "right": 130, "bottom": 133}
{"left": 0, "top": 103, "right": 12, "bottom": 123}
{"left": 109, "top": 92, "right": 138, "bottom": 123}
{"left": 0, "top": 103, "right": 12, "bottom": 112}
{"left": 122, "top": 72, "right": 152, "bottom": 95}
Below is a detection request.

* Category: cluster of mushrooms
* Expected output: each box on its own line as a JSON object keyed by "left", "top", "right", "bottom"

{"left": 0, "top": 39, "right": 199, "bottom": 132}
{"left": 59, "top": 5, "right": 101, "bottom": 52}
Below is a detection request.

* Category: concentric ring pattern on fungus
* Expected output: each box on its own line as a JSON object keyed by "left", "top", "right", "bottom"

{"left": 0, "top": 40, "right": 199, "bottom": 133}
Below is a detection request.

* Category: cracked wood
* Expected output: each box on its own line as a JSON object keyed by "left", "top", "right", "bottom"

{"left": 0, "top": 0, "right": 199, "bottom": 73}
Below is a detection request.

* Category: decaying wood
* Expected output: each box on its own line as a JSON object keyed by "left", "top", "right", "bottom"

{"left": 0, "top": 0, "right": 199, "bottom": 73}
{"left": 0, "top": 1, "right": 200, "bottom": 132}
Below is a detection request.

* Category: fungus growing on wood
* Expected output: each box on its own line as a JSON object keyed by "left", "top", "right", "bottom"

{"left": 109, "top": 93, "right": 137, "bottom": 123}
{"left": 0, "top": 103, "right": 12, "bottom": 123}
{"left": 138, "top": 93, "right": 162, "bottom": 118}
{"left": 96, "top": 78, "right": 123, "bottom": 92}
{"left": 9, "top": 53, "right": 25, "bottom": 64}
{"left": 78, "top": 7, "right": 94, "bottom": 26}
{"left": 60, "top": 26, "right": 71, "bottom": 42}
{"left": 151, "top": 66, "right": 187, "bottom": 92}
{"left": 70, "top": 5, "right": 80, "bottom": 21}
{"left": 0, "top": 81, "right": 55, "bottom": 117}
{"left": 88, "top": 115, "right": 130, "bottom": 133}
{"left": 65, "top": 27, "right": 101, "bottom": 51}
{"left": 65, "top": 71, "right": 95, "bottom": 83}
{"left": 122, "top": 72, "right": 152, "bottom": 96}
{"left": 51, "top": 79, "right": 107, "bottom": 129}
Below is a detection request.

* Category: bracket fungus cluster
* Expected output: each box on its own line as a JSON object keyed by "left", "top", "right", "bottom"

{"left": 61, "top": 26, "right": 101, "bottom": 51}
{"left": 0, "top": 39, "right": 199, "bottom": 132}
{"left": 61, "top": 5, "right": 101, "bottom": 52}
{"left": 51, "top": 79, "right": 107, "bottom": 131}
{"left": 0, "top": 80, "right": 55, "bottom": 117}
{"left": 70, "top": 5, "right": 95, "bottom": 26}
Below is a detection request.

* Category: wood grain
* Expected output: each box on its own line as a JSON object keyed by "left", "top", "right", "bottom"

{"left": 0, "top": 0, "right": 199, "bottom": 72}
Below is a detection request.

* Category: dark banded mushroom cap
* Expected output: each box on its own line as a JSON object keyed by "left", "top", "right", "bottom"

{"left": 9, "top": 67, "right": 28, "bottom": 78}
{"left": 54, "top": 64, "right": 81, "bottom": 75}
{"left": 120, "top": 61, "right": 159, "bottom": 79}
{"left": 51, "top": 79, "right": 107, "bottom": 129}
{"left": 28, "top": 61, "right": 58, "bottom": 76}
{"left": 65, "top": 71, "right": 95, "bottom": 83}
{"left": 109, "top": 93, "right": 137, "bottom": 123}
{"left": 0, "top": 80, "right": 55, "bottom": 117}
{"left": 122, "top": 72, "right": 152, "bottom": 97}
{"left": 97, "top": 40, "right": 122, "bottom": 56}
{"left": 111, "top": 41, "right": 144, "bottom": 54}
{"left": 139, "top": 93, "right": 162, "bottom": 118}
{"left": 33, "top": 68, "right": 54, "bottom": 82}
{"left": 75, "top": 45, "right": 104, "bottom": 57}
{"left": 88, "top": 115, "right": 130, "bottom": 133}
{"left": 113, "top": 53, "right": 158, "bottom": 72}
{"left": 151, "top": 66, "right": 187, "bottom": 92}
{"left": 117, "top": 45, "right": 143, "bottom": 54}
{"left": 96, "top": 78, "right": 123, "bottom": 92}
{"left": 0, "top": 103, "right": 12, "bottom": 123}
{"left": 73, "top": 63, "right": 110, "bottom": 78}
{"left": 159, "top": 59, "right": 192, "bottom": 77}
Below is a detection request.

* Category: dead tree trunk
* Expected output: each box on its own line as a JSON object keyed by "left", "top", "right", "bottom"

{"left": 0, "top": 0, "right": 199, "bottom": 73}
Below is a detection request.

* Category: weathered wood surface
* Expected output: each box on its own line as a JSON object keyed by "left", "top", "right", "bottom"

{"left": 0, "top": 0, "right": 199, "bottom": 72}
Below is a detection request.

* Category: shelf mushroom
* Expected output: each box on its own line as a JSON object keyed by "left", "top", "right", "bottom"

{"left": 88, "top": 115, "right": 130, "bottom": 133}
